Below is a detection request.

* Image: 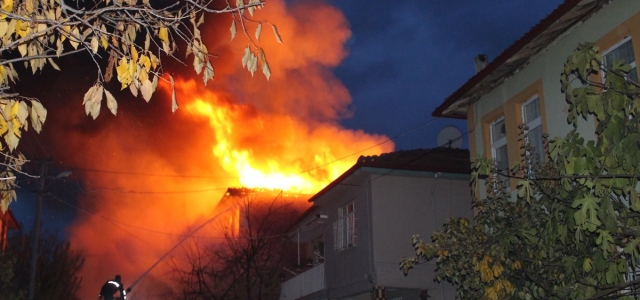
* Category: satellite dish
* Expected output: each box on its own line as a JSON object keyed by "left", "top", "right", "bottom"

{"left": 437, "top": 126, "right": 463, "bottom": 148}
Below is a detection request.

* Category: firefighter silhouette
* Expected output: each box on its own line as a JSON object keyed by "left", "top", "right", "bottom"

{"left": 98, "top": 275, "right": 130, "bottom": 300}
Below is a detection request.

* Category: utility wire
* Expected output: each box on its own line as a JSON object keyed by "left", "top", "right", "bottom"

{"left": 298, "top": 117, "right": 443, "bottom": 175}
{"left": 38, "top": 117, "right": 447, "bottom": 181}
{"left": 49, "top": 191, "right": 321, "bottom": 240}
{"left": 67, "top": 167, "right": 237, "bottom": 179}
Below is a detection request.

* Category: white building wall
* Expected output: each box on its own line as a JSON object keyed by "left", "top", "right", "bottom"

{"left": 370, "top": 172, "right": 472, "bottom": 300}
{"left": 471, "top": 0, "right": 640, "bottom": 158}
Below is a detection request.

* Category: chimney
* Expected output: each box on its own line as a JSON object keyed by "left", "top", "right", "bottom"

{"left": 474, "top": 54, "right": 489, "bottom": 73}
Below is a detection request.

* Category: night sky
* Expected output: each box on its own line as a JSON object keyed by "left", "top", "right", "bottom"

{"left": 331, "top": 0, "right": 564, "bottom": 150}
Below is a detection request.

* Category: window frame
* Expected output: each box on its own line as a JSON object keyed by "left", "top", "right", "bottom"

{"left": 333, "top": 202, "right": 356, "bottom": 251}
{"left": 489, "top": 116, "right": 510, "bottom": 188}
{"left": 521, "top": 95, "right": 544, "bottom": 163}
{"left": 601, "top": 35, "right": 637, "bottom": 82}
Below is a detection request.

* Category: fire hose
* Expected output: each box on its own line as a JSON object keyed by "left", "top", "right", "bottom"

{"left": 122, "top": 207, "right": 232, "bottom": 298}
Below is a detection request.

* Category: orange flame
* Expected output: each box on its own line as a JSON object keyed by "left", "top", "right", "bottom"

{"left": 177, "top": 79, "right": 392, "bottom": 194}
{"left": 43, "top": 0, "right": 397, "bottom": 298}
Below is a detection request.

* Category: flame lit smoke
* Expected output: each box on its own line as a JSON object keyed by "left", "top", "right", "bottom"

{"left": 27, "top": 0, "right": 394, "bottom": 298}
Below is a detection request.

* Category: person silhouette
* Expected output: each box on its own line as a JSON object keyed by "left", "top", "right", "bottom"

{"left": 98, "top": 275, "right": 130, "bottom": 300}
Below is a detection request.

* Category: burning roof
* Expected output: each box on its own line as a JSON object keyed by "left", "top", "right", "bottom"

{"left": 308, "top": 147, "right": 470, "bottom": 203}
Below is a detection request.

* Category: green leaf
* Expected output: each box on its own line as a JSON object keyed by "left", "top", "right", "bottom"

{"left": 595, "top": 229, "right": 614, "bottom": 258}
{"left": 572, "top": 196, "right": 602, "bottom": 232}
{"left": 630, "top": 188, "right": 640, "bottom": 212}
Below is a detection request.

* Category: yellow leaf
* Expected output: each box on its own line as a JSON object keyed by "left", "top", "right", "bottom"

{"left": 193, "top": 55, "right": 203, "bottom": 74}
{"left": 143, "top": 33, "right": 150, "bottom": 51}
{"left": 30, "top": 100, "right": 46, "bottom": 124}
{"left": 100, "top": 24, "right": 108, "bottom": 50}
{"left": 128, "top": 60, "right": 136, "bottom": 78}
{"left": 16, "top": 101, "right": 28, "bottom": 124}
{"left": 271, "top": 24, "right": 283, "bottom": 44}
{"left": 140, "top": 79, "right": 153, "bottom": 102}
{"left": 15, "top": 20, "right": 29, "bottom": 38}
{"left": 30, "top": 100, "right": 45, "bottom": 133}
{"left": 170, "top": 75, "right": 177, "bottom": 113}
{"left": 104, "top": 89, "right": 117, "bottom": 115}
{"left": 131, "top": 44, "right": 138, "bottom": 63}
{"left": 162, "top": 41, "right": 169, "bottom": 54}
{"left": 129, "top": 80, "right": 138, "bottom": 97}
{"left": 139, "top": 55, "right": 150, "bottom": 72}
{"left": 149, "top": 53, "right": 159, "bottom": 69}
{"left": 0, "top": 20, "right": 7, "bottom": 37}
{"left": 138, "top": 67, "right": 148, "bottom": 83}
{"left": 84, "top": 85, "right": 103, "bottom": 119}
{"left": 36, "top": 23, "right": 46, "bottom": 34}
{"left": 90, "top": 36, "right": 99, "bottom": 53}
{"left": 230, "top": 19, "right": 236, "bottom": 40}
{"left": 0, "top": 0, "right": 13, "bottom": 19}
{"left": 4, "top": 121, "right": 18, "bottom": 151}
{"left": 9, "top": 100, "right": 18, "bottom": 118}
{"left": 100, "top": 36, "right": 108, "bottom": 50}
{"left": 25, "top": 0, "right": 33, "bottom": 13}
{"left": 158, "top": 27, "right": 168, "bottom": 42}
{"left": 69, "top": 27, "right": 80, "bottom": 49}
{"left": 492, "top": 263, "right": 503, "bottom": 277}
{"left": 59, "top": 25, "right": 70, "bottom": 42}
{"left": 151, "top": 74, "right": 158, "bottom": 90}
{"left": 17, "top": 43, "right": 26, "bottom": 57}
{"left": 5, "top": 18, "right": 14, "bottom": 38}
{"left": 0, "top": 117, "right": 7, "bottom": 136}
{"left": 236, "top": 0, "right": 244, "bottom": 15}
{"left": 255, "top": 23, "right": 261, "bottom": 41}
{"left": 116, "top": 57, "right": 131, "bottom": 89}
{"left": 56, "top": 38, "right": 63, "bottom": 57}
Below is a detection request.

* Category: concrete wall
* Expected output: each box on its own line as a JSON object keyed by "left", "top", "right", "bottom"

{"left": 370, "top": 171, "right": 472, "bottom": 300}
{"left": 470, "top": 0, "right": 640, "bottom": 160}
{"left": 319, "top": 170, "right": 376, "bottom": 299}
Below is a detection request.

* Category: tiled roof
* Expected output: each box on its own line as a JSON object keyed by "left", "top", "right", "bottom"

{"left": 433, "top": 0, "right": 609, "bottom": 118}
{"left": 308, "top": 147, "right": 470, "bottom": 203}
{"left": 356, "top": 147, "right": 470, "bottom": 174}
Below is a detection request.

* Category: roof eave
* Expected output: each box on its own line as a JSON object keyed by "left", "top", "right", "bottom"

{"left": 433, "top": 0, "right": 606, "bottom": 119}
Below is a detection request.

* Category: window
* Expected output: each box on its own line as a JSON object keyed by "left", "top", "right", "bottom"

{"left": 522, "top": 96, "right": 544, "bottom": 163}
{"left": 490, "top": 117, "right": 509, "bottom": 188}
{"left": 603, "top": 36, "right": 637, "bottom": 82}
{"left": 333, "top": 202, "right": 356, "bottom": 251}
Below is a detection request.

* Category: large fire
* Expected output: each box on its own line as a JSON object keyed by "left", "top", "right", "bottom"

{"left": 29, "top": 0, "right": 395, "bottom": 298}
{"left": 180, "top": 79, "right": 389, "bottom": 193}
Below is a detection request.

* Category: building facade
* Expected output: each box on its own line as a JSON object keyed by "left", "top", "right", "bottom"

{"left": 280, "top": 148, "right": 473, "bottom": 300}
{"left": 434, "top": 0, "right": 640, "bottom": 186}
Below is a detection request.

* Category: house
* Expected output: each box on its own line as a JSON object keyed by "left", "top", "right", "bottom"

{"left": 215, "top": 187, "right": 311, "bottom": 237}
{"left": 279, "top": 148, "right": 472, "bottom": 300}
{"left": 433, "top": 0, "right": 640, "bottom": 189}
{"left": 0, "top": 208, "right": 18, "bottom": 250}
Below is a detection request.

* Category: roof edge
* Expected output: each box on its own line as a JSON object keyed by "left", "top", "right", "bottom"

{"left": 432, "top": 0, "right": 583, "bottom": 118}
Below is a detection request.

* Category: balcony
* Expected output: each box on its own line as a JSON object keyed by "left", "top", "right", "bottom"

{"left": 279, "top": 263, "right": 324, "bottom": 300}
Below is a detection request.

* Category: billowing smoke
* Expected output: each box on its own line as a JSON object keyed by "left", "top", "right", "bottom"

{"left": 21, "top": 0, "right": 394, "bottom": 298}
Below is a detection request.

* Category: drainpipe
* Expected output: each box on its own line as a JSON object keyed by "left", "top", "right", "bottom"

{"left": 297, "top": 228, "right": 300, "bottom": 266}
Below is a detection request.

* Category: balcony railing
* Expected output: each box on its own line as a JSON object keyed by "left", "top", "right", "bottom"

{"left": 279, "top": 263, "right": 324, "bottom": 300}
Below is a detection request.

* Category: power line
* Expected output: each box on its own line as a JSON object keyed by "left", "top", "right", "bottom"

{"left": 48, "top": 192, "right": 320, "bottom": 241}
{"left": 76, "top": 186, "right": 229, "bottom": 195}
{"left": 36, "top": 117, "right": 448, "bottom": 181}
{"left": 297, "top": 117, "right": 443, "bottom": 175}
{"left": 67, "top": 167, "right": 238, "bottom": 179}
